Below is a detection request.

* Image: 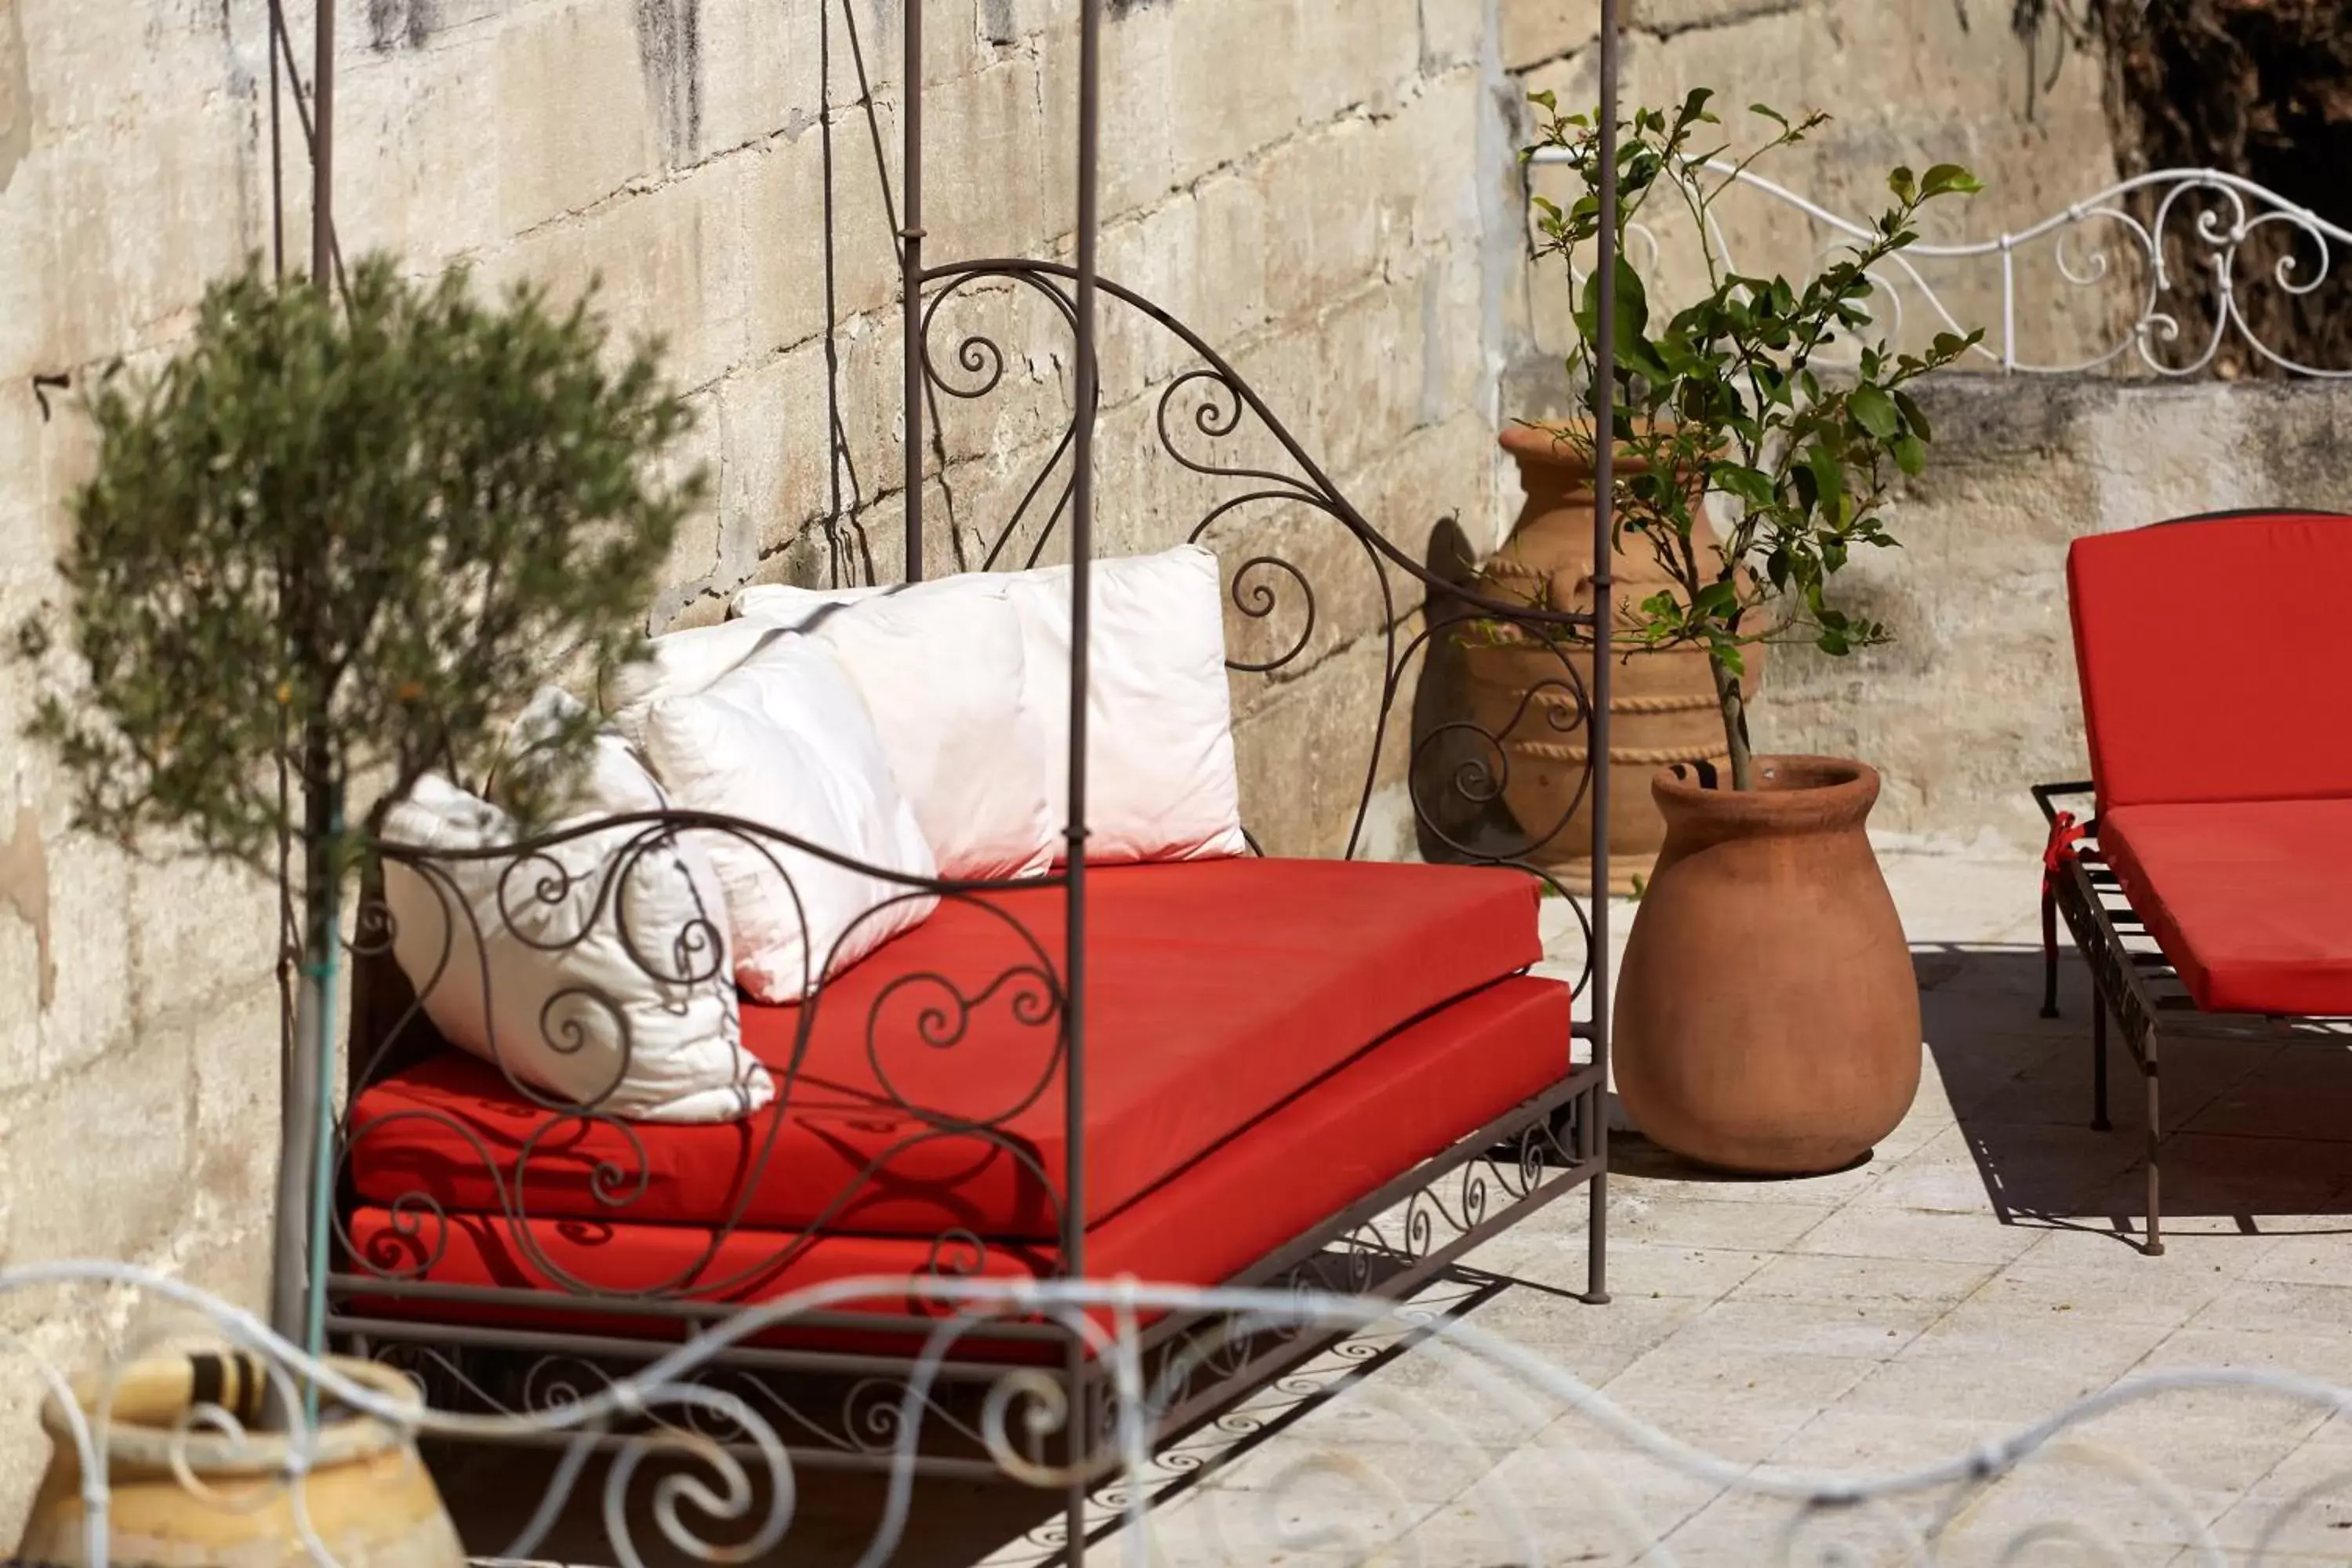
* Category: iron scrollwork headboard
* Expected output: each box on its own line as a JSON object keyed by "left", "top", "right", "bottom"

{"left": 915, "top": 257, "right": 1603, "bottom": 970}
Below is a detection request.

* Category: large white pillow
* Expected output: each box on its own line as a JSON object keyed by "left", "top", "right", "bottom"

{"left": 599, "top": 621, "right": 781, "bottom": 755}
{"left": 730, "top": 577, "right": 1056, "bottom": 880}
{"left": 639, "top": 635, "right": 939, "bottom": 1002}
{"left": 732, "top": 544, "right": 1247, "bottom": 865}
{"left": 379, "top": 731, "right": 771, "bottom": 1124}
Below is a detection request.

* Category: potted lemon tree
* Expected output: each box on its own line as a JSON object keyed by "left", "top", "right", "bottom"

{"left": 1524, "top": 91, "right": 1984, "bottom": 1174}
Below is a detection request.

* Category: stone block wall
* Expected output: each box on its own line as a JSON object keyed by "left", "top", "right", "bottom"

{"left": 1508, "top": 0, "right": 2133, "bottom": 397}
{"left": 303, "top": 0, "right": 1527, "bottom": 857}
{"left": 1751, "top": 375, "right": 2352, "bottom": 855}
{"left": 0, "top": 0, "right": 289, "bottom": 1530}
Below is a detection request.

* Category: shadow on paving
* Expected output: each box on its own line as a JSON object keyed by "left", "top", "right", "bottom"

{"left": 426, "top": 1269, "right": 1517, "bottom": 1566}
{"left": 431, "top": 1446, "right": 1057, "bottom": 1568}
{"left": 1922, "top": 942, "right": 2352, "bottom": 1247}
{"left": 1608, "top": 942, "right": 2352, "bottom": 1251}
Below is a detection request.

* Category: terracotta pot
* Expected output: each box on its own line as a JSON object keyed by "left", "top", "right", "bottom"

{"left": 14, "top": 1352, "right": 463, "bottom": 1568}
{"left": 1612, "top": 757, "right": 1921, "bottom": 1175}
{"left": 1461, "top": 424, "right": 1760, "bottom": 895}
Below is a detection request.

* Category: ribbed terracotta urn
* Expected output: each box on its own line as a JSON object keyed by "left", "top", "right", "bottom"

{"left": 1613, "top": 757, "right": 1922, "bottom": 1174}
{"left": 15, "top": 1352, "right": 463, "bottom": 1568}
{"left": 1462, "top": 424, "right": 1760, "bottom": 895}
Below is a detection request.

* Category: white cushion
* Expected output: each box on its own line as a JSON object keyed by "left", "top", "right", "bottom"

{"left": 732, "top": 544, "right": 1247, "bottom": 866}
{"left": 730, "top": 577, "right": 1056, "bottom": 880}
{"left": 379, "top": 733, "right": 770, "bottom": 1125}
{"left": 600, "top": 621, "right": 779, "bottom": 755}
{"left": 638, "top": 635, "right": 939, "bottom": 1002}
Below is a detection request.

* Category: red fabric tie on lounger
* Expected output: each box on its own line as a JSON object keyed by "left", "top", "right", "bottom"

{"left": 2042, "top": 810, "right": 2089, "bottom": 891}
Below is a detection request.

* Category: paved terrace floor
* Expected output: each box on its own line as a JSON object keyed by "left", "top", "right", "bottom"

{"left": 443, "top": 851, "right": 2352, "bottom": 1565}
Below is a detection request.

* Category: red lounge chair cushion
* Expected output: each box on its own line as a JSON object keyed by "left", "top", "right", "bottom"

{"left": 2101, "top": 800, "right": 2352, "bottom": 1017}
{"left": 344, "top": 976, "right": 1577, "bottom": 1349}
{"left": 348, "top": 858, "right": 1551, "bottom": 1242}
{"left": 2069, "top": 512, "right": 2352, "bottom": 811}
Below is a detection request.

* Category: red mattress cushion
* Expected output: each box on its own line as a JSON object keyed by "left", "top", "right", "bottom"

{"left": 2102, "top": 800, "right": 2352, "bottom": 1017}
{"left": 344, "top": 976, "right": 1578, "bottom": 1348}
{"left": 2069, "top": 512, "right": 2352, "bottom": 811}
{"left": 348, "top": 858, "right": 1548, "bottom": 1242}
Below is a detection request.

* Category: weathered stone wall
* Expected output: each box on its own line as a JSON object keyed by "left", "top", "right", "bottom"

{"left": 0, "top": 0, "right": 290, "bottom": 1530}
{"left": 1751, "top": 375, "right": 2352, "bottom": 855}
{"left": 296, "top": 0, "right": 1531, "bottom": 858}
{"left": 1509, "top": 0, "right": 2132, "bottom": 399}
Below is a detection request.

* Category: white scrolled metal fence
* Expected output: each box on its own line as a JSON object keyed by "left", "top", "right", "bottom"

{"left": 1524, "top": 153, "right": 2352, "bottom": 381}
{"left": 13, "top": 1259, "right": 2352, "bottom": 1566}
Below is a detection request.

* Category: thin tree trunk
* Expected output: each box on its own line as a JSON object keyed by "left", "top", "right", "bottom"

{"left": 267, "top": 723, "right": 336, "bottom": 1429}
{"left": 1711, "top": 653, "right": 1755, "bottom": 791}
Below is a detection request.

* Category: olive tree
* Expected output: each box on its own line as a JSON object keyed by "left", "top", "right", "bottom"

{"left": 21, "top": 253, "right": 703, "bottom": 1363}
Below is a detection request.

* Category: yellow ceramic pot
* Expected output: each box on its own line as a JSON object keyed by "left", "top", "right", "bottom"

{"left": 14, "top": 1351, "right": 463, "bottom": 1568}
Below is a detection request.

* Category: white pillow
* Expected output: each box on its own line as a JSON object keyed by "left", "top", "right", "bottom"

{"left": 731, "top": 577, "right": 1056, "bottom": 880}
{"left": 732, "top": 544, "right": 1247, "bottom": 866}
{"left": 639, "top": 635, "right": 939, "bottom": 1002}
{"left": 379, "top": 739, "right": 771, "bottom": 1125}
{"left": 599, "top": 621, "right": 781, "bottom": 755}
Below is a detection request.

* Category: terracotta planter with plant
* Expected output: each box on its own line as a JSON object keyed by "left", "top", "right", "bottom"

{"left": 1524, "top": 90, "right": 1984, "bottom": 1173}
{"left": 1465, "top": 425, "right": 1759, "bottom": 895}
{"left": 16, "top": 1353, "right": 463, "bottom": 1568}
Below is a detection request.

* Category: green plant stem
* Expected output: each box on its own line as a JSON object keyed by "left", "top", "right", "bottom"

{"left": 1712, "top": 655, "right": 1755, "bottom": 791}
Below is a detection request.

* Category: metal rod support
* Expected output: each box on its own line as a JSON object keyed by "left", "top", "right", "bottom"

{"left": 1583, "top": 0, "right": 1619, "bottom": 1311}
{"left": 2092, "top": 994, "right": 2111, "bottom": 1132}
{"left": 311, "top": 0, "right": 332, "bottom": 292}
{"left": 901, "top": 0, "right": 925, "bottom": 581}
{"left": 2143, "top": 1036, "right": 2163, "bottom": 1256}
{"left": 1063, "top": 1, "right": 1105, "bottom": 1554}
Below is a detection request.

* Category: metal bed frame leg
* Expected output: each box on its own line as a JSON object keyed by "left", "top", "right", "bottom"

{"left": 1585, "top": 1089, "right": 1611, "bottom": 1305}
{"left": 2091, "top": 994, "right": 2111, "bottom": 1133}
{"left": 2142, "top": 1031, "right": 2163, "bottom": 1257}
{"left": 1065, "top": 1345, "right": 1090, "bottom": 1568}
{"left": 2040, "top": 881, "right": 2062, "bottom": 1019}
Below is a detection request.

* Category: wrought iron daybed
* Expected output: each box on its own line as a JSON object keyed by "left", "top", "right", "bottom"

{"left": 2039, "top": 507, "right": 2352, "bottom": 1257}
{"left": 281, "top": 0, "right": 1624, "bottom": 1549}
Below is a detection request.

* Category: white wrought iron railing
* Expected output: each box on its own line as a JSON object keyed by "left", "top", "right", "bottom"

{"left": 1524, "top": 153, "right": 2352, "bottom": 380}
{"left": 13, "top": 1259, "right": 2352, "bottom": 1566}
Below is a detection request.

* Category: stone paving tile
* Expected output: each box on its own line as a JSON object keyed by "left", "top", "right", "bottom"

{"left": 2176, "top": 1276, "right": 2352, "bottom": 1340}
{"left": 1726, "top": 1248, "right": 1998, "bottom": 1309}
{"left": 1399, "top": 1479, "right": 1722, "bottom": 1567}
{"left": 1472, "top": 1232, "right": 1775, "bottom": 1301}
{"left": 2245, "top": 1224, "right": 2352, "bottom": 1286}
{"left": 1857, "top": 1117, "right": 2147, "bottom": 1217}
{"left": 1096, "top": 1486, "right": 1440, "bottom": 1566}
{"left": 1934, "top": 1456, "right": 2241, "bottom": 1559}
{"left": 1973, "top": 1032, "right": 2275, "bottom": 1131}
{"left": 2184, "top": 1042, "right": 2352, "bottom": 1144}
{"left": 2203, "top": 1428, "right": 2352, "bottom": 1556}
{"left": 1791, "top": 1202, "right": 2046, "bottom": 1265}
{"left": 1602, "top": 1192, "right": 1841, "bottom": 1250}
{"left": 1601, "top": 1335, "right": 1889, "bottom": 1417}
{"left": 1623, "top": 1291, "right": 1944, "bottom": 1369}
